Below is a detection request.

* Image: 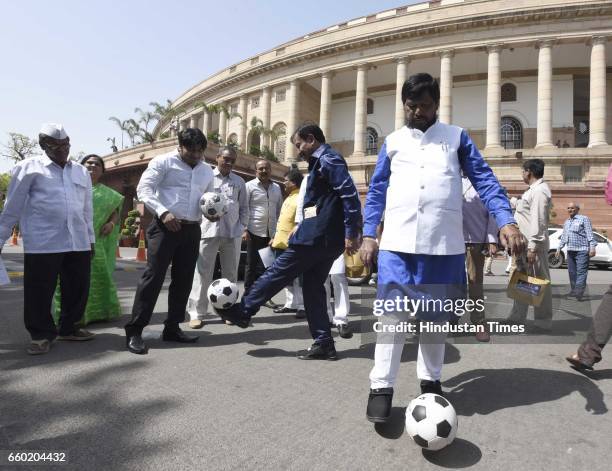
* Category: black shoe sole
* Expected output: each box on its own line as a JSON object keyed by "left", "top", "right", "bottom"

{"left": 366, "top": 414, "right": 391, "bottom": 424}
{"left": 297, "top": 353, "right": 338, "bottom": 361}
{"left": 127, "top": 346, "right": 148, "bottom": 355}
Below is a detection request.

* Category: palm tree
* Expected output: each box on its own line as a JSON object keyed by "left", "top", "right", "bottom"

{"left": 149, "top": 99, "right": 173, "bottom": 120}
{"left": 126, "top": 119, "right": 141, "bottom": 146}
{"left": 108, "top": 117, "right": 130, "bottom": 149}
{"left": 135, "top": 107, "right": 158, "bottom": 134}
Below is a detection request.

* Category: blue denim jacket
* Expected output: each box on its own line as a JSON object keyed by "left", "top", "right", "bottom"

{"left": 290, "top": 144, "right": 362, "bottom": 248}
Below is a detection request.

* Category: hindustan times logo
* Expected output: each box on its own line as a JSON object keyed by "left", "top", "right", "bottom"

{"left": 372, "top": 296, "right": 485, "bottom": 317}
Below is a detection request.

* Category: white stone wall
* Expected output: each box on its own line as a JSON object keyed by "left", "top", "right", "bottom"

{"left": 329, "top": 76, "right": 574, "bottom": 142}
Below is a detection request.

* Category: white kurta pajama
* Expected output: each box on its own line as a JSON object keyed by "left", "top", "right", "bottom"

{"left": 363, "top": 122, "right": 515, "bottom": 389}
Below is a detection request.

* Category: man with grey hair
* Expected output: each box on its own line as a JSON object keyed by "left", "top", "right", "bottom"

{"left": 188, "top": 146, "right": 248, "bottom": 328}
{"left": 556, "top": 201, "right": 596, "bottom": 301}
{"left": 0, "top": 123, "right": 95, "bottom": 355}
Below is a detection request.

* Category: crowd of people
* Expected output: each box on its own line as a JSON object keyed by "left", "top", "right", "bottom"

{"left": 1, "top": 73, "right": 611, "bottom": 424}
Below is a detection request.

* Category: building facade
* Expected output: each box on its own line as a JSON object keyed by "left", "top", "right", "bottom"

{"left": 107, "top": 0, "right": 612, "bottom": 231}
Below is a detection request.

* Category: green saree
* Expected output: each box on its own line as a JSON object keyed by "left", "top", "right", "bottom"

{"left": 54, "top": 183, "right": 124, "bottom": 325}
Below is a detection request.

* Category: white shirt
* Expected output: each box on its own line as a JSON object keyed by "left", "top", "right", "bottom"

{"left": 0, "top": 155, "right": 94, "bottom": 253}
{"left": 201, "top": 168, "right": 249, "bottom": 239}
{"left": 381, "top": 123, "right": 465, "bottom": 255}
{"left": 245, "top": 177, "right": 283, "bottom": 238}
{"left": 137, "top": 151, "right": 214, "bottom": 222}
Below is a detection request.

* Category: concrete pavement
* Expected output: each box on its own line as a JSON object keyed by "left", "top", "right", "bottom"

{"left": 1, "top": 244, "right": 611, "bottom": 470}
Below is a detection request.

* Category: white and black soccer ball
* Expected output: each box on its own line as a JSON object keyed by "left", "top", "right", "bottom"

{"left": 405, "top": 393, "right": 458, "bottom": 451}
{"left": 200, "top": 192, "right": 228, "bottom": 218}
{"left": 207, "top": 278, "right": 239, "bottom": 310}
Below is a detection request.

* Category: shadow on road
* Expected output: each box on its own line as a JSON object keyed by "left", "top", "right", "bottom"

{"left": 422, "top": 438, "right": 482, "bottom": 468}
{"left": 444, "top": 368, "right": 608, "bottom": 416}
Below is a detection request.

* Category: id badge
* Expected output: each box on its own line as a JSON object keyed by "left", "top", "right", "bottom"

{"left": 304, "top": 206, "right": 317, "bottom": 219}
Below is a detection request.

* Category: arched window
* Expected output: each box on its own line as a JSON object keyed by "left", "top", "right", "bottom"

{"left": 272, "top": 122, "right": 286, "bottom": 161}
{"left": 500, "top": 116, "right": 523, "bottom": 149}
{"left": 501, "top": 83, "right": 517, "bottom": 102}
{"left": 366, "top": 127, "right": 379, "bottom": 155}
{"left": 367, "top": 98, "right": 374, "bottom": 115}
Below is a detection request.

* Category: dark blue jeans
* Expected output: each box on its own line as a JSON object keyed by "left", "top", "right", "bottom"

{"left": 567, "top": 250, "right": 590, "bottom": 296}
{"left": 242, "top": 244, "right": 343, "bottom": 346}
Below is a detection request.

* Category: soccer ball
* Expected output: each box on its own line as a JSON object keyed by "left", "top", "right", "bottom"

{"left": 200, "top": 192, "right": 228, "bottom": 218}
{"left": 405, "top": 393, "right": 458, "bottom": 451}
{"left": 207, "top": 278, "right": 239, "bottom": 310}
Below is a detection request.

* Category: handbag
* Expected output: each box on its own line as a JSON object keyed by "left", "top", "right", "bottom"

{"left": 344, "top": 251, "right": 369, "bottom": 278}
{"left": 506, "top": 265, "right": 550, "bottom": 307}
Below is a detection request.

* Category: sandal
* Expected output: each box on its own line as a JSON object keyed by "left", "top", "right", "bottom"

{"left": 27, "top": 339, "right": 51, "bottom": 355}
{"left": 566, "top": 353, "right": 593, "bottom": 371}
{"left": 57, "top": 329, "right": 95, "bottom": 341}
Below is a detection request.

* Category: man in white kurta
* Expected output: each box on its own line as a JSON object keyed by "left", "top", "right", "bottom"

{"left": 360, "top": 73, "right": 524, "bottom": 423}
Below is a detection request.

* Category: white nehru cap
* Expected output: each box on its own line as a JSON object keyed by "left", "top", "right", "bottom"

{"left": 39, "top": 123, "right": 68, "bottom": 140}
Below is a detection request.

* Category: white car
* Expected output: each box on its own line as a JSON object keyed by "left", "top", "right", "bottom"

{"left": 547, "top": 228, "right": 612, "bottom": 269}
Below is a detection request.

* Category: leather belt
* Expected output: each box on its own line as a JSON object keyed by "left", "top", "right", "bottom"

{"left": 177, "top": 219, "right": 200, "bottom": 225}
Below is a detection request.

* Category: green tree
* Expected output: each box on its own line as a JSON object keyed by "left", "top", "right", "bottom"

{"left": 109, "top": 117, "right": 130, "bottom": 149}
{"left": 0, "top": 173, "right": 10, "bottom": 212}
{"left": 0, "top": 133, "right": 40, "bottom": 161}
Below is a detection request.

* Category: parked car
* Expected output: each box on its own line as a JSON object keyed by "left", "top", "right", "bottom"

{"left": 547, "top": 228, "right": 612, "bottom": 269}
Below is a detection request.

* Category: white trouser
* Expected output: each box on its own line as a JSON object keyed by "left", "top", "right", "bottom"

{"left": 283, "top": 278, "right": 304, "bottom": 309}
{"left": 506, "top": 252, "right": 513, "bottom": 271}
{"left": 369, "top": 311, "right": 448, "bottom": 389}
{"left": 484, "top": 256, "right": 493, "bottom": 273}
{"left": 188, "top": 236, "right": 241, "bottom": 319}
{"left": 324, "top": 273, "right": 350, "bottom": 325}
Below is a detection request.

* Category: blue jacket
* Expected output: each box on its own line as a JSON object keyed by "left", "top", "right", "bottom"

{"left": 290, "top": 144, "right": 362, "bottom": 249}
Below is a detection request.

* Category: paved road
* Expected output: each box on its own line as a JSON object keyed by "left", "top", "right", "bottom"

{"left": 1, "top": 244, "right": 611, "bottom": 470}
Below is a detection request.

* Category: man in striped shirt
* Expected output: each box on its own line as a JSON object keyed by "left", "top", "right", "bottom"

{"left": 556, "top": 203, "right": 597, "bottom": 301}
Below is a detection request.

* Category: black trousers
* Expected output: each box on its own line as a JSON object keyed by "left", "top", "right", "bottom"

{"left": 242, "top": 244, "right": 343, "bottom": 345}
{"left": 125, "top": 219, "right": 200, "bottom": 336}
{"left": 24, "top": 251, "right": 91, "bottom": 341}
{"left": 244, "top": 231, "right": 270, "bottom": 293}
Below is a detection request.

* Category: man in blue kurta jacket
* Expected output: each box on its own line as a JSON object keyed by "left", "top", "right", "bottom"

{"left": 360, "top": 73, "right": 525, "bottom": 423}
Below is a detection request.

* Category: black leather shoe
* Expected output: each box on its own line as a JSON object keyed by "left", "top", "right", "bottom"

{"left": 297, "top": 343, "right": 337, "bottom": 360}
{"left": 295, "top": 309, "right": 306, "bottom": 319}
{"left": 213, "top": 304, "right": 251, "bottom": 329}
{"left": 366, "top": 387, "right": 393, "bottom": 423}
{"left": 126, "top": 334, "right": 147, "bottom": 354}
{"left": 162, "top": 329, "right": 199, "bottom": 343}
{"left": 273, "top": 306, "right": 297, "bottom": 314}
{"left": 420, "top": 380, "right": 443, "bottom": 396}
{"left": 336, "top": 323, "right": 353, "bottom": 339}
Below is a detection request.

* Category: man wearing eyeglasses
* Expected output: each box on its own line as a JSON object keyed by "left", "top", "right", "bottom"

{"left": 0, "top": 123, "right": 95, "bottom": 355}
{"left": 556, "top": 202, "right": 596, "bottom": 301}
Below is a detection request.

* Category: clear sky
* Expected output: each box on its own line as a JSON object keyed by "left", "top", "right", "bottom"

{"left": 0, "top": 0, "right": 419, "bottom": 173}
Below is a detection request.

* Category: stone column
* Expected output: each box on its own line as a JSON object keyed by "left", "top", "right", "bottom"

{"left": 189, "top": 115, "right": 197, "bottom": 129}
{"left": 218, "top": 104, "right": 227, "bottom": 144}
{"left": 238, "top": 95, "right": 248, "bottom": 150}
{"left": 261, "top": 87, "right": 272, "bottom": 149}
{"left": 394, "top": 57, "right": 409, "bottom": 130}
{"left": 589, "top": 36, "right": 608, "bottom": 147}
{"left": 353, "top": 64, "right": 368, "bottom": 157}
{"left": 285, "top": 79, "right": 300, "bottom": 163}
{"left": 202, "top": 110, "right": 210, "bottom": 137}
{"left": 536, "top": 40, "right": 554, "bottom": 148}
{"left": 486, "top": 45, "right": 502, "bottom": 149}
{"left": 179, "top": 120, "right": 186, "bottom": 132}
{"left": 439, "top": 50, "right": 454, "bottom": 124}
{"left": 319, "top": 71, "right": 333, "bottom": 140}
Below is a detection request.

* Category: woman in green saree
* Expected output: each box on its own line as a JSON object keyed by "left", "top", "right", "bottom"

{"left": 54, "top": 154, "right": 124, "bottom": 324}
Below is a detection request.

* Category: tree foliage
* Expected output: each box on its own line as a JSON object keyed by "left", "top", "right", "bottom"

{"left": 0, "top": 173, "right": 10, "bottom": 212}
{"left": 0, "top": 133, "right": 40, "bottom": 161}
